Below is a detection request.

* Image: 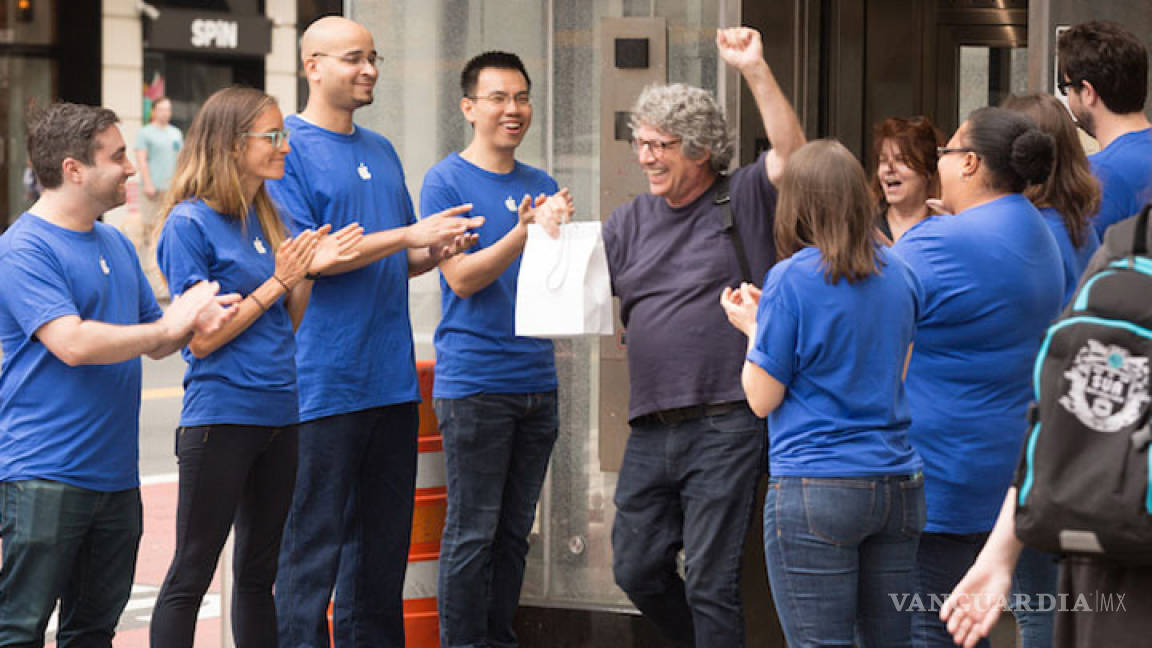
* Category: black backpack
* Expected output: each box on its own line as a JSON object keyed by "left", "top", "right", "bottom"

{"left": 1015, "top": 203, "right": 1152, "bottom": 564}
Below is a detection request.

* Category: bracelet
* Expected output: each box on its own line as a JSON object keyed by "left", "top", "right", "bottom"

{"left": 249, "top": 292, "right": 269, "bottom": 313}
{"left": 304, "top": 272, "right": 321, "bottom": 281}
{"left": 272, "top": 275, "right": 291, "bottom": 292}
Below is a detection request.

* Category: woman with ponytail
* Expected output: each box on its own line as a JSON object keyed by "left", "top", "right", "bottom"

{"left": 150, "top": 86, "right": 362, "bottom": 647}
{"left": 892, "top": 107, "right": 1065, "bottom": 647}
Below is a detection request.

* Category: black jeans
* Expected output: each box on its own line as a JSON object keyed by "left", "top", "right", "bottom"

{"left": 611, "top": 406, "right": 765, "bottom": 648}
{"left": 151, "top": 423, "right": 298, "bottom": 648}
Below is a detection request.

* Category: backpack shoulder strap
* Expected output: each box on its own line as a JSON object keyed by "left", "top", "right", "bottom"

{"left": 715, "top": 174, "right": 754, "bottom": 284}
{"left": 1130, "top": 203, "right": 1151, "bottom": 257}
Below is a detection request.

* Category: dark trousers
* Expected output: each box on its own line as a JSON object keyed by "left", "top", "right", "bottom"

{"left": 912, "top": 532, "right": 1057, "bottom": 648}
{"left": 611, "top": 407, "right": 765, "bottom": 648}
{"left": 275, "top": 403, "right": 419, "bottom": 648}
{"left": 150, "top": 424, "right": 298, "bottom": 648}
{"left": 434, "top": 392, "right": 559, "bottom": 648}
{"left": 0, "top": 481, "right": 142, "bottom": 648}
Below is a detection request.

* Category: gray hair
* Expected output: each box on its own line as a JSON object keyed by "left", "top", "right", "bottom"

{"left": 630, "top": 83, "right": 733, "bottom": 173}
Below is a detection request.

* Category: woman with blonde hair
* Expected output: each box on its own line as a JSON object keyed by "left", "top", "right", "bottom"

{"left": 150, "top": 86, "right": 361, "bottom": 647}
{"left": 1002, "top": 92, "right": 1101, "bottom": 305}
{"left": 721, "top": 139, "right": 925, "bottom": 646}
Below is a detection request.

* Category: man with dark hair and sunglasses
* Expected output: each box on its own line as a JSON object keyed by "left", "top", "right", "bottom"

{"left": 418, "top": 50, "right": 573, "bottom": 648}
{"left": 1058, "top": 20, "right": 1152, "bottom": 238}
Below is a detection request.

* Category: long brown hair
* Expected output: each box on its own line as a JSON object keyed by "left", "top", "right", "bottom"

{"left": 1000, "top": 93, "right": 1100, "bottom": 248}
{"left": 869, "top": 115, "right": 944, "bottom": 210}
{"left": 775, "top": 139, "right": 881, "bottom": 284}
{"left": 157, "top": 86, "right": 287, "bottom": 250}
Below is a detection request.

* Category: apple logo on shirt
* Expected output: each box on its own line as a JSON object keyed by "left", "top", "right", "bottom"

{"left": 505, "top": 196, "right": 518, "bottom": 212}
{"left": 358, "top": 163, "right": 372, "bottom": 180}
{"left": 253, "top": 238, "right": 267, "bottom": 255}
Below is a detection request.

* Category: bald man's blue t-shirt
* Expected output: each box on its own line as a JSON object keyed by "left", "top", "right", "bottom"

{"left": 266, "top": 115, "right": 420, "bottom": 421}
{"left": 157, "top": 200, "right": 299, "bottom": 428}
{"left": 893, "top": 194, "right": 1064, "bottom": 533}
{"left": 1090, "top": 128, "right": 1152, "bottom": 237}
{"left": 0, "top": 213, "right": 162, "bottom": 491}
{"left": 419, "top": 153, "right": 558, "bottom": 398}
{"left": 748, "top": 246, "right": 923, "bottom": 477}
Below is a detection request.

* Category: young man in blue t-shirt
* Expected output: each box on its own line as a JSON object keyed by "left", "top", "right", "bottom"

{"left": 0, "top": 103, "right": 231, "bottom": 646}
{"left": 418, "top": 51, "right": 572, "bottom": 648}
{"left": 1058, "top": 21, "right": 1152, "bottom": 238}
{"left": 266, "top": 17, "right": 483, "bottom": 648}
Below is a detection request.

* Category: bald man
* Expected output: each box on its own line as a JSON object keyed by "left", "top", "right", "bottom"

{"left": 267, "top": 16, "right": 481, "bottom": 648}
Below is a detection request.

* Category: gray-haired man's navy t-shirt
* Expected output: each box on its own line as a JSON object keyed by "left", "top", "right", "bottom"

{"left": 603, "top": 153, "right": 777, "bottom": 422}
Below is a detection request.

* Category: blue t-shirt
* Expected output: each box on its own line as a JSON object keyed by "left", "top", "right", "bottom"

{"left": 157, "top": 200, "right": 299, "bottom": 428}
{"left": 893, "top": 194, "right": 1064, "bottom": 533}
{"left": 1089, "top": 128, "right": 1152, "bottom": 238}
{"left": 1039, "top": 206, "right": 1100, "bottom": 307}
{"left": 748, "top": 246, "right": 923, "bottom": 477}
{"left": 419, "top": 153, "right": 559, "bottom": 398}
{"left": 603, "top": 154, "right": 778, "bottom": 420}
{"left": 266, "top": 115, "right": 420, "bottom": 421}
{"left": 0, "top": 213, "right": 162, "bottom": 491}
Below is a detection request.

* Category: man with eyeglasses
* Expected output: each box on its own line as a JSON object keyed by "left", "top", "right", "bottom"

{"left": 266, "top": 16, "right": 483, "bottom": 648}
{"left": 602, "top": 27, "right": 804, "bottom": 648}
{"left": 417, "top": 50, "right": 573, "bottom": 648}
{"left": 1058, "top": 21, "right": 1152, "bottom": 238}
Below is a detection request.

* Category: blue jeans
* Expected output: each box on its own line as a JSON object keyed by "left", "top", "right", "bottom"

{"left": 152, "top": 424, "right": 298, "bottom": 648}
{"left": 764, "top": 474, "right": 925, "bottom": 648}
{"left": 611, "top": 407, "right": 765, "bottom": 648}
{"left": 913, "top": 532, "right": 1058, "bottom": 648}
{"left": 433, "top": 391, "right": 559, "bottom": 648}
{"left": 276, "top": 403, "right": 419, "bottom": 648}
{"left": 0, "top": 480, "right": 142, "bottom": 648}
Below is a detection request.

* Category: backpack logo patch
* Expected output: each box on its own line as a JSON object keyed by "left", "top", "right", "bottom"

{"left": 1060, "top": 339, "right": 1151, "bottom": 433}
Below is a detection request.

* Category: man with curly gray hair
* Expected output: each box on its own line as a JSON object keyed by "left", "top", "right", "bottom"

{"left": 603, "top": 26, "right": 804, "bottom": 648}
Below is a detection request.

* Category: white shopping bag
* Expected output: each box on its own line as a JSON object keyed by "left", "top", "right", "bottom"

{"left": 515, "top": 222, "right": 614, "bottom": 338}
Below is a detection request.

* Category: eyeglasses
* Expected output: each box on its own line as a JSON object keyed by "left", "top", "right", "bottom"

{"left": 936, "top": 146, "right": 977, "bottom": 157}
{"left": 1056, "top": 79, "right": 1083, "bottom": 96}
{"left": 242, "top": 129, "right": 290, "bottom": 148}
{"left": 466, "top": 92, "right": 532, "bottom": 107}
{"left": 631, "top": 137, "right": 682, "bottom": 157}
{"left": 311, "top": 51, "right": 379, "bottom": 68}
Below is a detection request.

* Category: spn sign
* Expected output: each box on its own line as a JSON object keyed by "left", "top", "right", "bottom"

{"left": 149, "top": 8, "right": 271, "bottom": 57}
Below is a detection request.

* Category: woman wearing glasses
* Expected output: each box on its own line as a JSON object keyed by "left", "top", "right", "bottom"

{"left": 891, "top": 107, "right": 1065, "bottom": 647}
{"left": 150, "top": 86, "right": 362, "bottom": 647}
